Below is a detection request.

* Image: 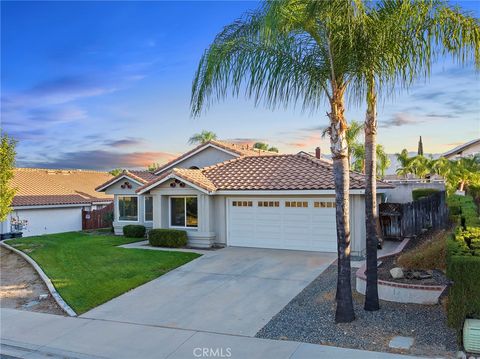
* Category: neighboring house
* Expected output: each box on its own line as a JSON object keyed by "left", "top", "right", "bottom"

{"left": 96, "top": 140, "right": 393, "bottom": 255}
{"left": 1, "top": 169, "right": 113, "bottom": 237}
{"left": 442, "top": 138, "right": 480, "bottom": 159}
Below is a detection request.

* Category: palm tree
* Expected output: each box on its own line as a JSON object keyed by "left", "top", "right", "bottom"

{"left": 448, "top": 155, "right": 480, "bottom": 192}
{"left": 396, "top": 149, "right": 411, "bottom": 169}
{"left": 376, "top": 145, "right": 390, "bottom": 179}
{"left": 253, "top": 142, "right": 279, "bottom": 153}
{"left": 188, "top": 130, "right": 217, "bottom": 145}
{"left": 354, "top": 0, "right": 479, "bottom": 311}
{"left": 191, "top": 0, "right": 363, "bottom": 322}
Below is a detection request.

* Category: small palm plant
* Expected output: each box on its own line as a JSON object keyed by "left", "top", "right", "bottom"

{"left": 188, "top": 130, "right": 218, "bottom": 145}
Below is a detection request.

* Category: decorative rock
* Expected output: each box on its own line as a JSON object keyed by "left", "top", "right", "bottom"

{"left": 390, "top": 267, "right": 404, "bottom": 279}
{"left": 39, "top": 294, "right": 49, "bottom": 300}
{"left": 456, "top": 351, "right": 466, "bottom": 359}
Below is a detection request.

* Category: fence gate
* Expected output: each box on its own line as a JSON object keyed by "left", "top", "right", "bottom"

{"left": 379, "top": 191, "right": 448, "bottom": 239}
{"left": 82, "top": 203, "right": 113, "bottom": 230}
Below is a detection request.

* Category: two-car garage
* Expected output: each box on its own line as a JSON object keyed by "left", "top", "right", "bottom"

{"left": 227, "top": 198, "right": 337, "bottom": 252}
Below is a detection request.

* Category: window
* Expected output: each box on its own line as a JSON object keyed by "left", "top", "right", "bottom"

{"left": 285, "top": 201, "right": 308, "bottom": 208}
{"left": 144, "top": 196, "right": 153, "bottom": 222}
{"left": 232, "top": 201, "right": 252, "bottom": 207}
{"left": 258, "top": 201, "right": 279, "bottom": 207}
{"left": 314, "top": 201, "right": 336, "bottom": 208}
{"left": 170, "top": 197, "right": 198, "bottom": 228}
{"left": 118, "top": 196, "right": 138, "bottom": 221}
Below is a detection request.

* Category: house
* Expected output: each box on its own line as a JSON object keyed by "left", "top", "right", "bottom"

{"left": 96, "top": 140, "right": 393, "bottom": 255}
{"left": 1, "top": 169, "right": 113, "bottom": 237}
{"left": 442, "top": 138, "right": 480, "bottom": 159}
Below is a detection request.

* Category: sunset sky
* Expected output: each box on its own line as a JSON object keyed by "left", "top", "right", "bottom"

{"left": 2, "top": 1, "right": 479, "bottom": 170}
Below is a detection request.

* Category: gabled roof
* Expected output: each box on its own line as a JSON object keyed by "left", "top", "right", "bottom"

{"left": 152, "top": 140, "right": 276, "bottom": 175}
{"left": 137, "top": 154, "right": 393, "bottom": 194}
{"left": 95, "top": 170, "right": 157, "bottom": 192}
{"left": 442, "top": 138, "right": 480, "bottom": 158}
{"left": 11, "top": 168, "right": 113, "bottom": 207}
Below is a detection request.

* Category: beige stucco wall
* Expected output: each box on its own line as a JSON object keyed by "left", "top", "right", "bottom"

{"left": 158, "top": 146, "right": 236, "bottom": 173}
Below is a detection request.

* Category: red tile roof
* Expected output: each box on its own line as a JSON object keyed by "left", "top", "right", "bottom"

{"left": 11, "top": 168, "right": 113, "bottom": 207}
{"left": 152, "top": 140, "right": 276, "bottom": 175}
{"left": 137, "top": 154, "right": 393, "bottom": 193}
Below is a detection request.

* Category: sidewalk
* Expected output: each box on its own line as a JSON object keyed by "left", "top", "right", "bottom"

{"left": 1, "top": 308, "right": 422, "bottom": 359}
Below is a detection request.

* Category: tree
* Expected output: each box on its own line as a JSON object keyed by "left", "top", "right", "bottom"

{"left": 0, "top": 134, "right": 17, "bottom": 222}
{"left": 147, "top": 163, "right": 160, "bottom": 171}
{"left": 353, "top": 0, "right": 479, "bottom": 311}
{"left": 418, "top": 136, "right": 424, "bottom": 156}
{"left": 188, "top": 130, "right": 217, "bottom": 145}
{"left": 253, "top": 142, "right": 279, "bottom": 153}
{"left": 191, "top": 0, "right": 363, "bottom": 322}
{"left": 109, "top": 168, "right": 123, "bottom": 176}
{"left": 446, "top": 155, "right": 480, "bottom": 193}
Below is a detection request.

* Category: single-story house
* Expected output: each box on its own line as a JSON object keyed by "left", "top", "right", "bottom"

{"left": 96, "top": 140, "right": 393, "bottom": 255}
{"left": 1, "top": 168, "right": 113, "bottom": 237}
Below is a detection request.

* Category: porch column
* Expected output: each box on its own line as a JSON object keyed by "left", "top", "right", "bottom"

{"left": 189, "top": 194, "right": 215, "bottom": 248}
{"left": 152, "top": 194, "right": 162, "bottom": 229}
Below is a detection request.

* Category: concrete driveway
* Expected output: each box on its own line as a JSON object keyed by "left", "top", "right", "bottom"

{"left": 82, "top": 247, "right": 336, "bottom": 336}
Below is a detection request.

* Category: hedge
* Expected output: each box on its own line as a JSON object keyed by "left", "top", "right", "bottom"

{"left": 148, "top": 229, "right": 188, "bottom": 248}
{"left": 446, "top": 194, "right": 480, "bottom": 333}
{"left": 123, "top": 225, "right": 146, "bottom": 238}
{"left": 412, "top": 188, "right": 439, "bottom": 201}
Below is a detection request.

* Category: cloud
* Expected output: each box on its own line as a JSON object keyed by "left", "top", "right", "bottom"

{"left": 379, "top": 113, "right": 422, "bottom": 128}
{"left": 226, "top": 137, "right": 264, "bottom": 145}
{"left": 104, "top": 138, "right": 145, "bottom": 148}
{"left": 17, "top": 150, "right": 178, "bottom": 170}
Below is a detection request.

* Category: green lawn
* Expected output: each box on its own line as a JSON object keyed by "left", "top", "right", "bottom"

{"left": 6, "top": 232, "right": 200, "bottom": 314}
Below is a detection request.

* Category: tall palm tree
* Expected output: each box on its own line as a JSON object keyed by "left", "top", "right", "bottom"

{"left": 191, "top": 0, "right": 363, "bottom": 322}
{"left": 353, "top": 0, "right": 479, "bottom": 311}
{"left": 188, "top": 130, "right": 217, "bottom": 145}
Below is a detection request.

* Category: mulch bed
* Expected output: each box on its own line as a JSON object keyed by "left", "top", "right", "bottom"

{"left": 377, "top": 229, "right": 450, "bottom": 286}
{"left": 256, "top": 264, "right": 457, "bottom": 357}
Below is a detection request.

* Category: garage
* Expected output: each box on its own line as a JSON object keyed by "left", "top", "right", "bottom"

{"left": 227, "top": 198, "right": 337, "bottom": 252}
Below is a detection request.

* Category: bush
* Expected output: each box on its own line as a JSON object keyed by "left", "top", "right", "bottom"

{"left": 447, "top": 195, "right": 480, "bottom": 227}
{"left": 446, "top": 255, "right": 480, "bottom": 330}
{"left": 412, "top": 188, "right": 439, "bottom": 201}
{"left": 148, "top": 229, "right": 187, "bottom": 248}
{"left": 397, "top": 233, "right": 446, "bottom": 271}
{"left": 123, "top": 225, "right": 146, "bottom": 238}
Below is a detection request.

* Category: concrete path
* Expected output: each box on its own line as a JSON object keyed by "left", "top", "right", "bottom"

{"left": 82, "top": 247, "right": 337, "bottom": 336}
{"left": 1, "top": 308, "right": 422, "bottom": 359}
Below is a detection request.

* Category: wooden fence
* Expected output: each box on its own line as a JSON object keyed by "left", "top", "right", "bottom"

{"left": 82, "top": 203, "right": 113, "bottom": 230}
{"left": 379, "top": 191, "right": 448, "bottom": 239}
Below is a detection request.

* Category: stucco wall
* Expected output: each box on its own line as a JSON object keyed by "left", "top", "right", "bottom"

{"left": 159, "top": 146, "right": 236, "bottom": 173}
{"left": 384, "top": 182, "right": 445, "bottom": 203}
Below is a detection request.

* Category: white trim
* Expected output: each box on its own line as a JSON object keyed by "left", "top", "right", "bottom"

{"left": 144, "top": 195, "right": 153, "bottom": 223}
{"left": 153, "top": 143, "right": 240, "bottom": 175}
{"left": 12, "top": 203, "right": 89, "bottom": 210}
{"left": 137, "top": 174, "right": 213, "bottom": 195}
{"left": 96, "top": 174, "right": 145, "bottom": 192}
{"left": 216, "top": 189, "right": 388, "bottom": 195}
{"left": 168, "top": 196, "right": 198, "bottom": 229}
{"left": 117, "top": 195, "right": 139, "bottom": 222}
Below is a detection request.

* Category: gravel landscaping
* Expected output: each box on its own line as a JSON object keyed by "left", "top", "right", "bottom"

{"left": 256, "top": 264, "right": 457, "bottom": 357}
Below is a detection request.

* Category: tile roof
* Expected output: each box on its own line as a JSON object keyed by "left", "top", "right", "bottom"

{"left": 138, "top": 154, "right": 393, "bottom": 193}
{"left": 11, "top": 168, "right": 113, "bottom": 207}
{"left": 95, "top": 170, "right": 157, "bottom": 191}
{"left": 152, "top": 140, "right": 276, "bottom": 175}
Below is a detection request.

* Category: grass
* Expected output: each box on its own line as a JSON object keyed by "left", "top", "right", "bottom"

{"left": 6, "top": 232, "right": 200, "bottom": 314}
{"left": 397, "top": 231, "right": 447, "bottom": 271}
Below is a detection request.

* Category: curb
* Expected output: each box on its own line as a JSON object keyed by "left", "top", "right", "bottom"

{"left": 1, "top": 241, "right": 77, "bottom": 317}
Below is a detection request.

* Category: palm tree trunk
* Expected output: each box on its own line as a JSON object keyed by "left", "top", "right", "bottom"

{"left": 364, "top": 77, "right": 380, "bottom": 311}
{"left": 329, "top": 87, "right": 355, "bottom": 323}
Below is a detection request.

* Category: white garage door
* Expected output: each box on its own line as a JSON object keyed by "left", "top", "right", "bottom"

{"left": 13, "top": 207, "right": 83, "bottom": 237}
{"left": 227, "top": 198, "right": 337, "bottom": 252}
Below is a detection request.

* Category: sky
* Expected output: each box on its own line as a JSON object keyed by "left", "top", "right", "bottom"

{"left": 1, "top": 1, "right": 479, "bottom": 170}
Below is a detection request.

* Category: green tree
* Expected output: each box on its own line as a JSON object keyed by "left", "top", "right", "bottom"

{"left": 109, "top": 168, "right": 123, "bottom": 176}
{"left": 354, "top": 0, "right": 478, "bottom": 311}
{"left": 417, "top": 136, "right": 424, "bottom": 156}
{"left": 0, "top": 134, "right": 17, "bottom": 222}
{"left": 253, "top": 142, "right": 279, "bottom": 153}
{"left": 147, "top": 163, "right": 160, "bottom": 172}
{"left": 447, "top": 155, "right": 480, "bottom": 193}
{"left": 188, "top": 130, "right": 217, "bottom": 145}
{"left": 191, "top": 0, "right": 364, "bottom": 322}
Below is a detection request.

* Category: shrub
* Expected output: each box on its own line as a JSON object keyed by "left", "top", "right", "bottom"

{"left": 397, "top": 233, "right": 446, "bottom": 271}
{"left": 148, "top": 229, "right": 187, "bottom": 248}
{"left": 447, "top": 195, "right": 480, "bottom": 227}
{"left": 412, "top": 188, "right": 439, "bottom": 201}
{"left": 446, "top": 255, "right": 480, "bottom": 330}
{"left": 123, "top": 225, "right": 146, "bottom": 238}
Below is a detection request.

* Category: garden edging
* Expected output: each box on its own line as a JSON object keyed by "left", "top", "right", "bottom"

{"left": 355, "top": 238, "right": 447, "bottom": 304}
{"left": 1, "top": 241, "right": 77, "bottom": 316}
